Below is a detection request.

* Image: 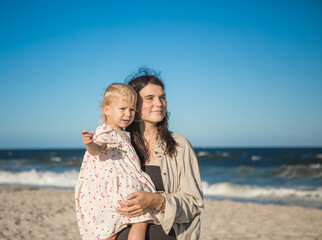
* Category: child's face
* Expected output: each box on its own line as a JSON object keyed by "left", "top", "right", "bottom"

{"left": 104, "top": 97, "right": 136, "bottom": 130}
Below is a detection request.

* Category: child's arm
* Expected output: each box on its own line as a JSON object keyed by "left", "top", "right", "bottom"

{"left": 81, "top": 130, "right": 105, "bottom": 156}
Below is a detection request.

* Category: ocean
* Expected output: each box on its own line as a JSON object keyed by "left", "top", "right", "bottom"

{"left": 0, "top": 147, "right": 321, "bottom": 209}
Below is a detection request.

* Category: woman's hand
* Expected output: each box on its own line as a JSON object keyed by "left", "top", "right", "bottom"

{"left": 117, "top": 191, "right": 159, "bottom": 217}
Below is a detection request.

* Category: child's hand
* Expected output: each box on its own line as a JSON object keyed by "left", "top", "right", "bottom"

{"left": 81, "top": 130, "right": 95, "bottom": 145}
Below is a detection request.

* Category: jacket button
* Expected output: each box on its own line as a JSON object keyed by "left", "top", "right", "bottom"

{"left": 163, "top": 173, "right": 167, "bottom": 175}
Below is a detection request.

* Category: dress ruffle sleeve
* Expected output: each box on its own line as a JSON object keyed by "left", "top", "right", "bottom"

{"left": 93, "top": 124, "right": 122, "bottom": 150}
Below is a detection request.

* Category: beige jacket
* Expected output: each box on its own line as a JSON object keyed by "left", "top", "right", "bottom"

{"left": 155, "top": 132, "right": 204, "bottom": 240}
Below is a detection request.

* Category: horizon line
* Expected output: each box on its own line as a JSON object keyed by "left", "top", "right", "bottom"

{"left": 1, "top": 145, "right": 322, "bottom": 151}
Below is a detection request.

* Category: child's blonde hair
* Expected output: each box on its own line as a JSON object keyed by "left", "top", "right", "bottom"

{"left": 100, "top": 83, "right": 137, "bottom": 123}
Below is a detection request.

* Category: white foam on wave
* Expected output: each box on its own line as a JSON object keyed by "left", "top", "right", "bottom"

{"left": 315, "top": 153, "right": 322, "bottom": 159}
{"left": 202, "top": 181, "right": 322, "bottom": 201}
{"left": 197, "top": 151, "right": 209, "bottom": 157}
{"left": 251, "top": 155, "right": 261, "bottom": 161}
{"left": 50, "top": 157, "right": 62, "bottom": 162}
{"left": 276, "top": 164, "right": 322, "bottom": 179}
{"left": 1, "top": 169, "right": 321, "bottom": 203}
{"left": 310, "top": 163, "right": 322, "bottom": 169}
{"left": 0, "top": 169, "right": 78, "bottom": 188}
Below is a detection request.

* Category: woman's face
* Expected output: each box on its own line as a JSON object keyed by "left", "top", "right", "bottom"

{"left": 138, "top": 83, "right": 167, "bottom": 125}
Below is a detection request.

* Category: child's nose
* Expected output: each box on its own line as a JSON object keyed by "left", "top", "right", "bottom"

{"left": 125, "top": 109, "right": 131, "bottom": 116}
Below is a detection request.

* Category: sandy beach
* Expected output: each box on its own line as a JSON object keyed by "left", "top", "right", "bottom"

{"left": 1, "top": 186, "right": 322, "bottom": 240}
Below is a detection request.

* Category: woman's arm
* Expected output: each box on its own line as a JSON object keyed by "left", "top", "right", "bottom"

{"left": 159, "top": 137, "right": 204, "bottom": 229}
{"left": 117, "top": 135, "right": 204, "bottom": 228}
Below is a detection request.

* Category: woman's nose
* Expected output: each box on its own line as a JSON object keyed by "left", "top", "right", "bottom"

{"left": 154, "top": 97, "right": 162, "bottom": 106}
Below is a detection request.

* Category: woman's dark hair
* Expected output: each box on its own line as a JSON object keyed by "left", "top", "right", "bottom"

{"left": 126, "top": 68, "right": 178, "bottom": 165}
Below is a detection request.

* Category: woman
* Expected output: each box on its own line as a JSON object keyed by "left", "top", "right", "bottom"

{"left": 116, "top": 68, "right": 204, "bottom": 240}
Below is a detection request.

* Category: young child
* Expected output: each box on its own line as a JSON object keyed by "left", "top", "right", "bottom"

{"left": 75, "top": 83, "right": 158, "bottom": 240}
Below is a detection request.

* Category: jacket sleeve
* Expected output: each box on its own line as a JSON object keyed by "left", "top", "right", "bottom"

{"left": 156, "top": 137, "right": 204, "bottom": 234}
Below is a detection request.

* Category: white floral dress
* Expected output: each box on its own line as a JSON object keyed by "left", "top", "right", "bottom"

{"left": 75, "top": 124, "right": 157, "bottom": 240}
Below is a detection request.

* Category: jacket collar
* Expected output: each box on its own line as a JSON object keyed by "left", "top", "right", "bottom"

{"left": 154, "top": 137, "right": 164, "bottom": 158}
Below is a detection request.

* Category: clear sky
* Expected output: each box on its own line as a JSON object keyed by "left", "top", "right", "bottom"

{"left": 1, "top": 0, "right": 322, "bottom": 149}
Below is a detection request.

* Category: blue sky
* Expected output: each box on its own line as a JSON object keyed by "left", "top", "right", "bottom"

{"left": 0, "top": 0, "right": 321, "bottom": 149}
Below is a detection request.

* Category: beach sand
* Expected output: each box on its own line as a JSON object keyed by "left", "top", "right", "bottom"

{"left": 0, "top": 187, "right": 322, "bottom": 240}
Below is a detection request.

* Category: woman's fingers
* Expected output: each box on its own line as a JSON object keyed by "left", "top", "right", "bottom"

{"left": 117, "top": 199, "right": 144, "bottom": 216}
{"left": 126, "top": 191, "right": 141, "bottom": 200}
{"left": 117, "top": 205, "right": 144, "bottom": 217}
{"left": 118, "top": 199, "right": 138, "bottom": 209}
{"left": 117, "top": 191, "right": 154, "bottom": 217}
{"left": 126, "top": 210, "right": 144, "bottom": 217}
{"left": 117, "top": 205, "right": 135, "bottom": 214}
{"left": 118, "top": 192, "right": 142, "bottom": 207}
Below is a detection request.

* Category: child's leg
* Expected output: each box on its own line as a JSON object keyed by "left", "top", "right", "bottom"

{"left": 103, "top": 234, "right": 117, "bottom": 240}
{"left": 128, "top": 222, "right": 148, "bottom": 240}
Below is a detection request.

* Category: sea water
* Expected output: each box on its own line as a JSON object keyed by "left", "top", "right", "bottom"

{"left": 0, "top": 148, "right": 321, "bottom": 209}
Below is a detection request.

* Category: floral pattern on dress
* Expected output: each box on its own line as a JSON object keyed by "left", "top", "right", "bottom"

{"left": 75, "top": 124, "right": 158, "bottom": 240}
